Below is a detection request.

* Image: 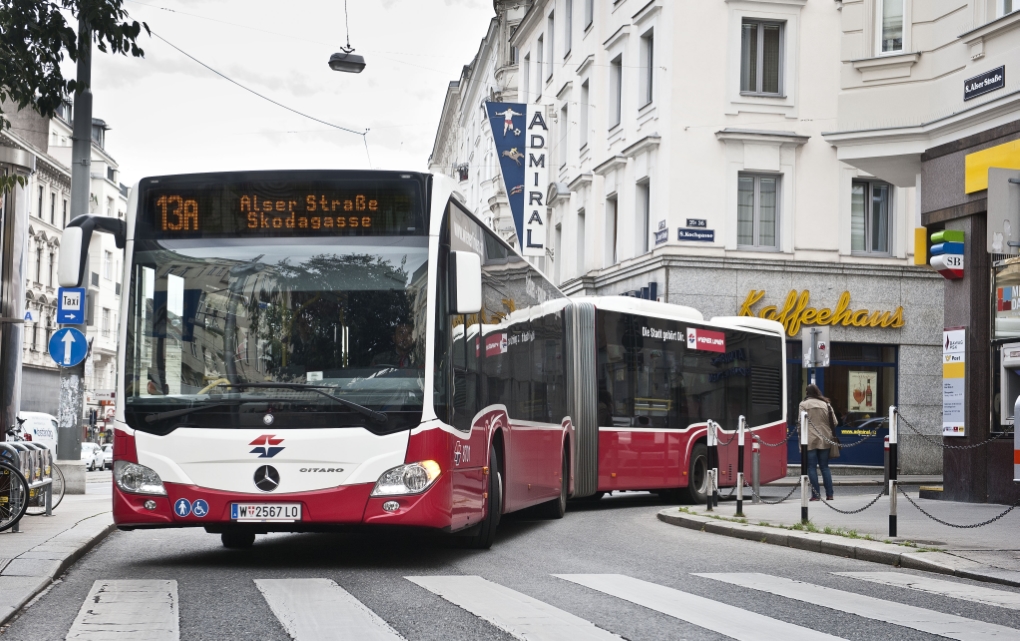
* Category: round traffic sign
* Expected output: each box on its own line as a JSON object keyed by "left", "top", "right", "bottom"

{"left": 48, "top": 327, "right": 88, "bottom": 368}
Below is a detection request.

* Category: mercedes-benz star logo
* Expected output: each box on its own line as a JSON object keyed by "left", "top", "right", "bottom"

{"left": 263, "top": 413, "right": 274, "bottom": 425}
{"left": 254, "top": 465, "right": 280, "bottom": 492}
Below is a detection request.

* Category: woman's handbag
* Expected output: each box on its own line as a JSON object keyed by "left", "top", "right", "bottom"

{"left": 827, "top": 404, "right": 841, "bottom": 459}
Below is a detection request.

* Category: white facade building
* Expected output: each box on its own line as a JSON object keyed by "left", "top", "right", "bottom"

{"left": 7, "top": 104, "right": 127, "bottom": 426}
{"left": 433, "top": 0, "right": 947, "bottom": 473}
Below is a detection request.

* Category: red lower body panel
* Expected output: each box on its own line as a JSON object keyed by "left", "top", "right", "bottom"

{"left": 113, "top": 474, "right": 460, "bottom": 531}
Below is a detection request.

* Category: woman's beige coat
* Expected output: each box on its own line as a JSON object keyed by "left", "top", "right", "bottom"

{"left": 797, "top": 398, "right": 835, "bottom": 451}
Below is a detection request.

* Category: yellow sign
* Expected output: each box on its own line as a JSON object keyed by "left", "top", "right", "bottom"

{"left": 965, "top": 140, "right": 1020, "bottom": 194}
{"left": 738, "top": 290, "right": 905, "bottom": 337}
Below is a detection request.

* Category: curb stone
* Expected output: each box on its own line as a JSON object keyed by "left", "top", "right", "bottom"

{"left": 0, "top": 512, "right": 115, "bottom": 627}
{"left": 657, "top": 508, "right": 1020, "bottom": 589}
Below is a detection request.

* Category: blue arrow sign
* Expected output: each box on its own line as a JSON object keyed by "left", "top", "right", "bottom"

{"left": 57, "top": 287, "right": 86, "bottom": 325}
{"left": 48, "top": 327, "right": 88, "bottom": 368}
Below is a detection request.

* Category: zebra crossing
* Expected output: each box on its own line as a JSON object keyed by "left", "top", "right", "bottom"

{"left": 62, "top": 571, "right": 1020, "bottom": 641}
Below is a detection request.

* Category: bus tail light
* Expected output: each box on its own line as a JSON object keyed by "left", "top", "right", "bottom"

{"left": 371, "top": 460, "right": 441, "bottom": 496}
{"left": 114, "top": 460, "right": 167, "bottom": 496}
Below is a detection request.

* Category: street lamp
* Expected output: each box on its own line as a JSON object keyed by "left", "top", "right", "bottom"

{"left": 329, "top": 0, "right": 365, "bottom": 74}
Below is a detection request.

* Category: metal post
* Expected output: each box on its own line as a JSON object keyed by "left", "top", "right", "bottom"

{"left": 57, "top": 15, "right": 92, "bottom": 476}
{"left": 883, "top": 435, "right": 890, "bottom": 496}
{"left": 889, "top": 405, "right": 898, "bottom": 537}
{"left": 711, "top": 420, "right": 720, "bottom": 508}
{"left": 800, "top": 410, "right": 809, "bottom": 524}
{"left": 706, "top": 420, "right": 716, "bottom": 511}
{"left": 736, "top": 415, "right": 745, "bottom": 517}
{"left": 751, "top": 438, "right": 761, "bottom": 504}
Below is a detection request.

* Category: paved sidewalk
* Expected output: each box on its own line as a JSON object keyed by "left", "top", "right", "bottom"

{"left": 658, "top": 482, "right": 1020, "bottom": 588}
{"left": 0, "top": 482, "right": 113, "bottom": 626}
{"left": 771, "top": 474, "right": 942, "bottom": 487}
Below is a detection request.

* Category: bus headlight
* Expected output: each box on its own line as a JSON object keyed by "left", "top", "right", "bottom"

{"left": 371, "top": 460, "right": 441, "bottom": 496}
{"left": 113, "top": 460, "right": 167, "bottom": 496}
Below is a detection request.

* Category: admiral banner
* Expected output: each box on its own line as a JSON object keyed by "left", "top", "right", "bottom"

{"left": 485, "top": 102, "right": 548, "bottom": 257}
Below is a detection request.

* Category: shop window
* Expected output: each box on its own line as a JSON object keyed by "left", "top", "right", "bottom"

{"left": 738, "top": 173, "right": 780, "bottom": 250}
{"left": 877, "top": 0, "right": 904, "bottom": 54}
{"left": 851, "top": 180, "right": 891, "bottom": 255}
{"left": 740, "top": 19, "right": 784, "bottom": 96}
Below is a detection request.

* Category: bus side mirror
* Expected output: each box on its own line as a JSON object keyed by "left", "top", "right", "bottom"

{"left": 58, "top": 215, "right": 127, "bottom": 288}
{"left": 450, "top": 251, "right": 482, "bottom": 315}
{"left": 58, "top": 226, "right": 86, "bottom": 287}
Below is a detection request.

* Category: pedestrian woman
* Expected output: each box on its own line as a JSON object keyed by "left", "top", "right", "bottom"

{"left": 798, "top": 384, "right": 838, "bottom": 501}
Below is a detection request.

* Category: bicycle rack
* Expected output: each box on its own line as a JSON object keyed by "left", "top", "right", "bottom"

{"left": 0, "top": 442, "right": 55, "bottom": 531}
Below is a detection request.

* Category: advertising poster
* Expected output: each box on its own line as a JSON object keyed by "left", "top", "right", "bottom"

{"left": 847, "top": 371, "right": 877, "bottom": 413}
{"left": 943, "top": 328, "right": 966, "bottom": 437}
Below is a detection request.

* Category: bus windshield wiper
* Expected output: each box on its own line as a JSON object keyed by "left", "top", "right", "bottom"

{"left": 145, "top": 401, "right": 245, "bottom": 423}
{"left": 222, "top": 382, "right": 388, "bottom": 424}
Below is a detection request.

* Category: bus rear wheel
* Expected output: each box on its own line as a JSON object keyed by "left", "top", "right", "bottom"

{"left": 538, "top": 450, "right": 568, "bottom": 519}
{"left": 464, "top": 445, "right": 502, "bottom": 549}
{"left": 684, "top": 443, "right": 709, "bottom": 504}
{"left": 221, "top": 531, "right": 255, "bottom": 549}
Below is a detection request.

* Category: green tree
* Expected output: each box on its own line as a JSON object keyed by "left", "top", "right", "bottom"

{"left": 0, "top": 0, "right": 147, "bottom": 191}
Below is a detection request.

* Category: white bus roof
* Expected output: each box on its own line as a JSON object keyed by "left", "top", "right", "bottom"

{"left": 573, "top": 296, "right": 704, "bottom": 322}
{"left": 709, "top": 316, "right": 786, "bottom": 337}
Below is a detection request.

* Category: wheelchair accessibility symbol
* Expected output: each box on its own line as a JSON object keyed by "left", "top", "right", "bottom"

{"left": 192, "top": 499, "right": 209, "bottom": 518}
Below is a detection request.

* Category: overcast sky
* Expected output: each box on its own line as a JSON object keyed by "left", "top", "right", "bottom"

{"left": 84, "top": 0, "right": 496, "bottom": 184}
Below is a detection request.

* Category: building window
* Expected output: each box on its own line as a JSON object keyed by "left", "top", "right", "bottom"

{"left": 740, "top": 19, "right": 784, "bottom": 96}
{"left": 585, "top": 0, "right": 593, "bottom": 28}
{"left": 106, "top": 196, "right": 114, "bottom": 218}
{"left": 49, "top": 192, "right": 55, "bottom": 225}
{"left": 554, "top": 223, "right": 562, "bottom": 284}
{"left": 547, "top": 13, "right": 555, "bottom": 79}
{"left": 102, "top": 308, "right": 111, "bottom": 338}
{"left": 1001, "top": 0, "right": 1017, "bottom": 17}
{"left": 851, "top": 181, "right": 892, "bottom": 254}
{"left": 36, "top": 186, "right": 43, "bottom": 218}
{"left": 49, "top": 252, "right": 55, "bottom": 286}
{"left": 640, "top": 30, "right": 654, "bottom": 107}
{"left": 877, "top": 0, "right": 904, "bottom": 54}
{"left": 610, "top": 55, "right": 623, "bottom": 128}
{"left": 35, "top": 248, "right": 43, "bottom": 284}
{"left": 103, "top": 250, "right": 113, "bottom": 280}
{"left": 606, "top": 194, "right": 619, "bottom": 265}
{"left": 559, "top": 104, "right": 569, "bottom": 168}
{"left": 536, "top": 37, "right": 544, "bottom": 98}
{"left": 737, "top": 173, "right": 780, "bottom": 250}
{"left": 564, "top": 0, "right": 573, "bottom": 56}
{"left": 63, "top": 199, "right": 68, "bottom": 227}
{"left": 637, "top": 180, "right": 650, "bottom": 255}
{"left": 510, "top": 45, "right": 518, "bottom": 65}
{"left": 580, "top": 80, "right": 590, "bottom": 149}
{"left": 522, "top": 54, "right": 531, "bottom": 102}
{"left": 577, "top": 209, "right": 586, "bottom": 274}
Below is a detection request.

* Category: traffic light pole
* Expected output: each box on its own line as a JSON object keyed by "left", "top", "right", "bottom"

{"left": 55, "top": 16, "right": 92, "bottom": 493}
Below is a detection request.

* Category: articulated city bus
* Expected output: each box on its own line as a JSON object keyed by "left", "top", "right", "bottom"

{"left": 58, "top": 170, "right": 785, "bottom": 549}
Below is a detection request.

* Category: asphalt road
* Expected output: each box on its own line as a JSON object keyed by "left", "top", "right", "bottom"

{"left": 3, "top": 491, "right": 1019, "bottom": 640}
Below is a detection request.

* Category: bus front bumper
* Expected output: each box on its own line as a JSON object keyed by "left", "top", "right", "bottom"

{"left": 113, "top": 475, "right": 454, "bottom": 531}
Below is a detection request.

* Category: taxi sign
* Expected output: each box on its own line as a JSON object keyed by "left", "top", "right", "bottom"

{"left": 57, "top": 287, "right": 86, "bottom": 324}
{"left": 48, "top": 327, "right": 88, "bottom": 368}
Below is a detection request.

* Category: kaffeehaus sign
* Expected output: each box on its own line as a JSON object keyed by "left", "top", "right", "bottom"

{"left": 738, "top": 290, "right": 905, "bottom": 337}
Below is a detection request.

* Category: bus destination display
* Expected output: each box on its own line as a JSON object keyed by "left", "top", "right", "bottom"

{"left": 142, "top": 180, "right": 421, "bottom": 238}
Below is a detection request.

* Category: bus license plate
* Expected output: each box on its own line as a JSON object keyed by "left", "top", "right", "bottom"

{"left": 230, "top": 503, "right": 302, "bottom": 522}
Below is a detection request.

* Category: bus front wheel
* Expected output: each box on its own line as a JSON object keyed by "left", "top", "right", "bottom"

{"left": 464, "top": 445, "right": 503, "bottom": 549}
{"left": 685, "top": 443, "right": 709, "bottom": 504}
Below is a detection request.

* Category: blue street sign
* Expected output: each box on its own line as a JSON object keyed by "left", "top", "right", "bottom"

{"left": 48, "top": 327, "right": 88, "bottom": 368}
{"left": 174, "top": 498, "right": 192, "bottom": 517}
{"left": 192, "top": 499, "right": 209, "bottom": 518}
{"left": 57, "top": 287, "right": 86, "bottom": 325}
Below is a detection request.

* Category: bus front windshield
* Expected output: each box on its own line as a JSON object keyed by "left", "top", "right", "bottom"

{"left": 124, "top": 237, "right": 429, "bottom": 434}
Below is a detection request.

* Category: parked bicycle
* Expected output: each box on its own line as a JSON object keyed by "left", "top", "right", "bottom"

{"left": 6, "top": 417, "right": 66, "bottom": 515}
{"left": 0, "top": 450, "right": 29, "bottom": 531}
